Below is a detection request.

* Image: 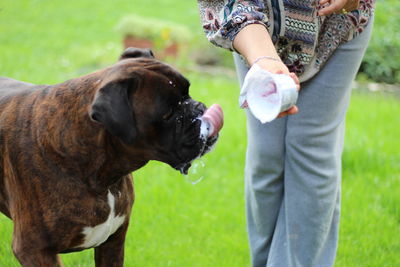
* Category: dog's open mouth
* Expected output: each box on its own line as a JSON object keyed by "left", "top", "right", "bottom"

{"left": 176, "top": 163, "right": 192, "bottom": 175}
{"left": 175, "top": 129, "right": 219, "bottom": 175}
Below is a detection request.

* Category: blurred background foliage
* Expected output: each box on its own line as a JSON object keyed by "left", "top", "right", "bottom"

{"left": 1, "top": 0, "right": 397, "bottom": 84}
{"left": 358, "top": 0, "right": 400, "bottom": 84}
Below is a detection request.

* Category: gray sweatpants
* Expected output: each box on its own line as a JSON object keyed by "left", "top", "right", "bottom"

{"left": 233, "top": 20, "right": 373, "bottom": 267}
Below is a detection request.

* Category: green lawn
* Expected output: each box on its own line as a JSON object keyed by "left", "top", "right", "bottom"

{"left": 0, "top": 1, "right": 399, "bottom": 266}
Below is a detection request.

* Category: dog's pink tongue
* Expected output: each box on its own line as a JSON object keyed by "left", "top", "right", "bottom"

{"left": 202, "top": 104, "right": 224, "bottom": 137}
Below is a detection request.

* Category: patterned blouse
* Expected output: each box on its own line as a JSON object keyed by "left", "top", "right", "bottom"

{"left": 197, "top": 0, "right": 375, "bottom": 81}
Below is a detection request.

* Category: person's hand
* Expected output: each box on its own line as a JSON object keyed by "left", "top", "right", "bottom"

{"left": 254, "top": 58, "right": 300, "bottom": 118}
{"left": 233, "top": 24, "right": 300, "bottom": 118}
{"left": 318, "top": 0, "right": 360, "bottom": 16}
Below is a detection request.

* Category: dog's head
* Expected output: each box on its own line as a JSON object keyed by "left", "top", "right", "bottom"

{"left": 89, "top": 47, "right": 219, "bottom": 174}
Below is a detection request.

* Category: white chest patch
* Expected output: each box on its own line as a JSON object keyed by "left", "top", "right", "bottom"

{"left": 78, "top": 191, "right": 126, "bottom": 248}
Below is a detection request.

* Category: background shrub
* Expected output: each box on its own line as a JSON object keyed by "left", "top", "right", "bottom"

{"left": 359, "top": 0, "right": 400, "bottom": 84}
{"left": 115, "top": 14, "right": 192, "bottom": 44}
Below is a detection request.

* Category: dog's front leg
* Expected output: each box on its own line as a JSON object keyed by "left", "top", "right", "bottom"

{"left": 94, "top": 222, "right": 129, "bottom": 267}
{"left": 12, "top": 227, "right": 62, "bottom": 267}
{"left": 12, "top": 244, "right": 61, "bottom": 267}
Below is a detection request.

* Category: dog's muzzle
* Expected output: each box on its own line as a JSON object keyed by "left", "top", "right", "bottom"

{"left": 171, "top": 99, "right": 218, "bottom": 174}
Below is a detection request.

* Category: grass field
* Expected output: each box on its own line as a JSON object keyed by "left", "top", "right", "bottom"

{"left": 0, "top": 1, "right": 399, "bottom": 266}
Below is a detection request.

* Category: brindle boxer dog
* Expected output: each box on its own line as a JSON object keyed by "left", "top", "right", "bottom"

{"left": 0, "top": 48, "right": 218, "bottom": 266}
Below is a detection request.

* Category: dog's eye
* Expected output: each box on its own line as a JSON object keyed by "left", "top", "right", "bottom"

{"left": 163, "top": 108, "right": 174, "bottom": 121}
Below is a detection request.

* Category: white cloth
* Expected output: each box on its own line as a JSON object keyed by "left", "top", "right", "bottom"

{"left": 239, "top": 64, "right": 298, "bottom": 123}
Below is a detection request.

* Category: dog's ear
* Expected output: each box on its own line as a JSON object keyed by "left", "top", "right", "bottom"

{"left": 119, "top": 47, "right": 155, "bottom": 60}
{"left": 90, "top": 78, "right": 138, "bottom": 144}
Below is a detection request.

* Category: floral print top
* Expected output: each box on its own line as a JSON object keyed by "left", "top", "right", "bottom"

{"left": 197, "top": 0, "right": 375, "bottom": 81}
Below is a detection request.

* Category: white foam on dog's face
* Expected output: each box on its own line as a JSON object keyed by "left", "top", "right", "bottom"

{"left": 78, "top": 191, "right": 125, "bottom": 248}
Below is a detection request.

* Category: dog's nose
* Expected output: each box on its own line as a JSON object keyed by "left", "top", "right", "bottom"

{"left": 180, "top": 99, "right": 206, "bottom": 118}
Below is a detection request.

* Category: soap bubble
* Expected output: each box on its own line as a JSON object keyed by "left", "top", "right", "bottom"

{"left": 184, "top": 159, "right": 206, "bottom": 185}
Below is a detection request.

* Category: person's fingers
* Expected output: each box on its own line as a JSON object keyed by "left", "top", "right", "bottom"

{"left": 318, "top": 0, "right": 360, "bottom": 14}
{"left": 318, "top": 0, "right": 344, "bottom": 16}
{"left": 277, "top": 111, "right": 289, "bottom": 118}
{"left": 287, "top": 105, "right": 298, "bottom": 115}
{"left": 343, "top": 0, "right": 360, "bottom": 11}
{"left": 277, "top": 105, "right": 298, "bottom": 118}
{"left": 318, "top": 0, "right": 330, "bottom": 5}
{"left": 289, "top": 72, "right": 299, "bottom": 84}
{"left": 289, "top": 72, "right": 301, "bottom": 91}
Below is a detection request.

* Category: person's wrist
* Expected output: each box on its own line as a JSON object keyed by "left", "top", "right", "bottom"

{"left": 252, "top": 56, "right": 282, "bottom": 66}
{"left": 255, "top": 59, "right": 290, "bottom": 74}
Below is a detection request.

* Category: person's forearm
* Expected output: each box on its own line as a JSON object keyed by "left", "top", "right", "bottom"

{"left": 232, "top": 24, "right": 280, "bottom": 65}
{"left": 232, "top": 23, "right": 300, "bottom": 118}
